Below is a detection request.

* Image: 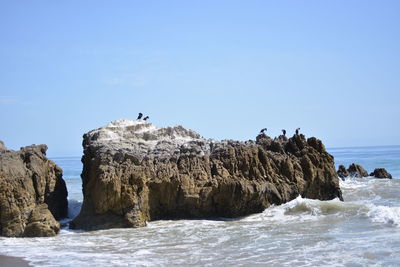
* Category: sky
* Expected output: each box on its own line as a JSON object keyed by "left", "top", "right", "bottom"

{"left": 1, "top": 1, "right": 399, "bottom": 157}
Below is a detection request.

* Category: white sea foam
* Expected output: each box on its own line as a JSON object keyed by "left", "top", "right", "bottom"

{"left": 367, "top": 204, "right": 400, "bottom": 226}
{"left": 339, "top": 177, "right": 370, "bottom": 189}
{"left": 242, "top": 196, "right": 351, "bottom": 224}
{"left": 339, "top": 177, "right": 400, "bottom": 227}
{"left": 2, "top": 194, "right": 400, "bottom": 266}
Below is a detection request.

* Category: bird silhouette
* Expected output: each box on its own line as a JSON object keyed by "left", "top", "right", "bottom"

{"left": 143, "top": 116, "right": 149, "bottom": 121}
{"left": 260, "top": 128, "right": 267, "bottom": 134}
{"left": 282, "top": 129, "right": 286, "bottom": 136}
{"left": 295, "top": 128, "right": 300, "bottom": 135}
{"left": 137, "top": 113, "right": 143, "bottom": 120}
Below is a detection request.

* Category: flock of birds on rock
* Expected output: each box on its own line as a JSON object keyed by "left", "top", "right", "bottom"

{"left": 136, "top": 112, "right": 300, "bottom": 136}
{"left": 260, "top": 127, "right": 300, "bottom": 136}
{"left": 137, "top": 113, "right": 149, "bottom": 121}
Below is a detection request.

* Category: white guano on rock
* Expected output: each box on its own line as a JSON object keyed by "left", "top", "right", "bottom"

{"left": 85, "top": 119, "right": 217, "bottom": 158}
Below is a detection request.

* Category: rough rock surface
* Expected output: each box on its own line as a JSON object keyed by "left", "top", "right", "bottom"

{"left": 347, "top": 163, "right": 369, "bottom": 178}
{"left": 337, "top": 165, "right": 349, "bottom": 179}
{"left": 0, "top": 143, "right": 68, "bottom": 237}
{"left": 71, "top": 120, "right": 343, "bottom": 231}
{"left": 370, "top": 168, "right": 392, "bottom": 179}
{"left": 0, "top": 141, "right": 5, "bottom": 150}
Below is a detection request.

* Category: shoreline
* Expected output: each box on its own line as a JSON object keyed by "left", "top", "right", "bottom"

{"left": 0, "top": 255, "right": 31, "bottom": 267}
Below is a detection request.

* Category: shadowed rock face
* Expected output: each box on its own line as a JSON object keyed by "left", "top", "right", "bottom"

{"left": 0, "top": 143, "right": 68, "bottom": 237}
{"left": 348, "top": 163, "right": 369, "bottom": 178}
{"left": 71, "top": 120, "right": 343, "bottom": 231}
{"left": 370, "top": 168, "right": 392, "bottom": 179}
{"left": 337, "top": 165, "right": 349, "bottom": 179}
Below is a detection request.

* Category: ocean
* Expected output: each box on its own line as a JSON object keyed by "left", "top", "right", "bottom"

{"left": 1, "top": 145, "right": 400, "bottom": 266}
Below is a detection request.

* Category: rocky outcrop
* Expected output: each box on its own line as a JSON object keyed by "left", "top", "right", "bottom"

{"left": 337, "top": 165, "right": 349, "bottom": 179}
{"left": 71, "top": 120, "right": 343, "bottom": 231}
{"left": 347, "top": 163, "right": 369, "bottom": 178}
{"left": 0, "top": 143, "right": 68, "bottom": 237}
{"left": 337, "top": 164, "right": 392, "bottom": 179}
{"left": 370, "top": 168, "right": 392, "bottom": 179}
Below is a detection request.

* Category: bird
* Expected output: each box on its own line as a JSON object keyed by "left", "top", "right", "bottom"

{"left": 260, "top": 128, "right": 267, "bottom": 134}
{"left": 143, "top": 116, "right": 149, "bottom": 121}
{"left": 295, "top": 128, "right": 300, "bottom": 135}
{"left": 282, "top": 129, "right": 286, "bottom": 136}
{"left": 137, "top": 113, "right": 143, "bottom": 120}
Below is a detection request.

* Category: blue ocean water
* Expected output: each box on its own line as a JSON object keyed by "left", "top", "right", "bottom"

{"left": 52, "top": 156, "right": 83, "bottom": 201}
{"left": 1, "top": 145, "right": 400, "bottom": 266}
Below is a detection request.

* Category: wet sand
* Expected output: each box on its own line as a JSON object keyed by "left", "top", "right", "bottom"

{"left": 0, "top": 255, "right": 31, "bottom": 267}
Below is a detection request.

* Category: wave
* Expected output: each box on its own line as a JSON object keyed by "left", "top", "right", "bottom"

{"left": 242, "top": 195, "right": 400, "bottom": 228}
{"left": 367, "top": 204, "right": 400, "bottom": 226}
{"left": 3, "top": 196, "right": 400, "bottom": 267}
{"left": 242, "top": 196, "right": 355, "bottom": 223}
{"left": 339, "top": 176, "right": 377, "bottom": 189}
{"left": 67, "top": 199, "right": 82, "bottom": 219}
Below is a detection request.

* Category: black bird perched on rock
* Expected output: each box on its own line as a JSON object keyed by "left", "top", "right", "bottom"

{"left": 260, "top": 128, "right": 267, "bottom": 134}
{"left": 295, "top": 128, "right": 300, "bottom": 135}
{"left": 137, "top": 113, "right": 143, "bottom": 120}
{"left": 143, "top": 116, "right": 149, "bottom": 121}
{"left": 282, "top": 129, "right": 286, "bottom": 136}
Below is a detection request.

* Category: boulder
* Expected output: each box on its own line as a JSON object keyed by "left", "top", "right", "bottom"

{"left": 370, "top": 168, "right": 392, "bottom": 179}
{"left": 347, "top": 163, "right": 369, "bottom": 178}
{"left": 23, "top": 204, "right": 61, "bottom": 237}
{"left": 0, "top": 143, "right": 68, "bottom": 237}
{"left": 71, "top": 120, "right": 343, "bottom": 231}
{"left": 337, "top": 165, "right": 349, "bottom": 179}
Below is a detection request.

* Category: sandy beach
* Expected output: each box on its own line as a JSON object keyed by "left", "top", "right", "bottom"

{"left": 0, "top": 255, "right": 31, "bottom": 267}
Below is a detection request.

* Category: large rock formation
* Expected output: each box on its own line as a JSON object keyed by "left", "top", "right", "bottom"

{"left": 0, "top": 143, "right": 68, "bottom": 237}
{"left": 71, "top": 120, "right": 343, "bottom": 231}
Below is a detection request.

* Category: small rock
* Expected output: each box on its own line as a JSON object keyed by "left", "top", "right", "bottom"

{"left": 347, "top": 163, "right": 369, "bottom": 178}
{"left": 337, "top": 165, "right": 349, "bottom": 179}
{"left": 370, "top": 168, "right": 392, "bottom": 179}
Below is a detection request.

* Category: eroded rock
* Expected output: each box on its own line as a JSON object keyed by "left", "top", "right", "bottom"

{"left": 23, "top": 204, "right": 60, "bottom": 237}
{"left": 370, "top": 168, "right": 392, "bottom": 179}
{"left": 347, "top": 163, "right": 369, "bottom": 178}
{"left": 71, "top": 120, "right": 343, "bottom": 231}
{"left": 337, "top": 165, "right": 349, "bottom": 179}
{"left": 0, "top": 142, "right": 68, "bottom": 237}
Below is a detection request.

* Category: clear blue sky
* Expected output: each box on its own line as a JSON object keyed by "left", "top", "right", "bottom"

{"left": 1, "top": 1, "right": 399, "bottom": 157}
